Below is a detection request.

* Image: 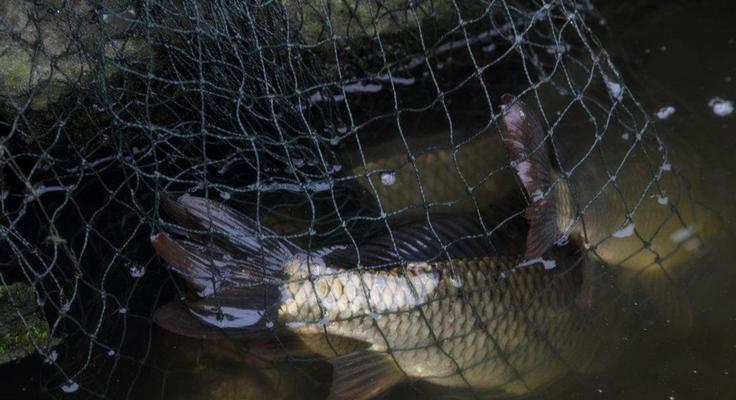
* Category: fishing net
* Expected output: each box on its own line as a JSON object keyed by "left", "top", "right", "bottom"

{"left": 0, "top": 0, "right": 710, "bottom": 399}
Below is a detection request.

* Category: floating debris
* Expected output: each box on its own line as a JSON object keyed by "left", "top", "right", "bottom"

{"left": 61, "top": 381, "right": 79, "bottom": 393}
{"left": 655, "top": 106, "right": 676, "bottom": 120}
{"left": 128, "top": 265, "right": 145, "bottom": 278}
{"left": 611, "top": 223, "right": 636, "bottom": 238}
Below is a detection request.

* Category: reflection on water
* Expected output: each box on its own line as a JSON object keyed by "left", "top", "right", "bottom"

{"left": 2, "top": 1, "right": 735, "bottom": 399}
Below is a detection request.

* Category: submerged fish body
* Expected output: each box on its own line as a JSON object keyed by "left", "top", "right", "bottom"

{"left": 280, "top": 256, "right": 595, "bottom": 393}
{"left": 344, "top": 124, "right": 518, "bottom": 219}
{"left": 499, "top": 94, "right": 723, "bottom": 332}
{"left": 499, "top": 94, "right": 721, "bottom": 273}
{"left": 151, "top": 194, "right": 603, "bottom": 399}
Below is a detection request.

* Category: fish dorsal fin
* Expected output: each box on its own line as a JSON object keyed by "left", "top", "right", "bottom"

{"left": 162, "top": 194, "right": 301, "bottom": 266}
{"left": 327, "top": 350, "right": 404, "bottom": 400}
{"left": 323, "top": 217, "right": 520, "bottom": 269}
{"left": 501, "top": 94, "right": 568, "bottom": 259}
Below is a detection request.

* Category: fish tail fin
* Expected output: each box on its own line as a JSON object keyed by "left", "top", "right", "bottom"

{"left": 618, "top": 266, "right": 694, "bottom": 335}
{"left": 500, "top": 94, "right": 576, "bottom": 259}
{"left": 151, "top": 194, "right": 301, "bottom": 337}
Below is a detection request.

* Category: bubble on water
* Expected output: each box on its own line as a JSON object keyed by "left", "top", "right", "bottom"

{"left": 380, "top": 172, "right": 396, "bottom": 186}
{"left": 660, "top": 162, "right": 672, "bottom": 172}
{"left": 265, "top": 321, "right": 274, "bottom": 329}
{"left": 219, "top": 191, "right": 231, "bottom": 200}
{"left": 655, "top": 106, "right": 676, "bottom": 120}
{"left": 621, "top": 132, "right": 630, "bottom": 140}
{"left": 118, "top": 307, "right": 127, "bottom": 314}
{"left": 612, "top": 223, "right": 635, "bottom": 238}
{"left": 61, "top": 381, "right": 79, "bottom": 393}
{"left": 708, "top": 97, "right": 734, "bottom": 116}
{"left": 657, "top": 195, "right": 669, "bottom": 205}
{"left": 107, "top": 350, "right": 115, "bottom": 356}
{"left": 292, "top": 158, "right": 304, "bottom": 168}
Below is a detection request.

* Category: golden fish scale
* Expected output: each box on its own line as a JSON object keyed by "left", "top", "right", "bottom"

{"left": 278, "top": 256, "right": 596, "bottom": 391}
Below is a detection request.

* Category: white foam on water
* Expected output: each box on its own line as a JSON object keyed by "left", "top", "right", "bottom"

{"left": 604, "top": 76, "right": 623, "bottom": 100}
{"left": 375, "top": 74, "right": 416, "bottom": 86}
{"left": 612, "top": 223, "right": 636, "bottom": 238}
{"left": 44, "top": 350, "right": 58, "bottom": 364}
{"left": 708, "top": 97, "right": 734, "bottom": 116}
{"left": 61, "top": 381, "right": 79, "bottom": 393}
{"left": 655, "top": 106, "right": 676, "bottom": 120}
{"left": 128, "top": 265, "right": 145, "bottom": 278}
{"left": 343, "top": 81, "right": 383, "bottom": 94}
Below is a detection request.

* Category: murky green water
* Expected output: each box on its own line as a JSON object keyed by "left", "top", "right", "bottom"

{"left": 2, "top": 1, "right": 735, "bottom": 399}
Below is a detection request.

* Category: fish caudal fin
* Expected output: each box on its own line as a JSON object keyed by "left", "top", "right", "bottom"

{"left": 152, "top": 194, "right": 299, "bottom": 337}
{"left": 501, "top": 94, "right": 572, "bottom": 259}
{"left": 327, "top": 351, "right": 404, "bottom": 400}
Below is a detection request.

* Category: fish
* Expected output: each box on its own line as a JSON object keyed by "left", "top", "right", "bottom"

{"left": 150, "top": 194, "right": 608, "bottom": 400}
{"left": 499, "top": 93, "right": 723, "bottom": 331}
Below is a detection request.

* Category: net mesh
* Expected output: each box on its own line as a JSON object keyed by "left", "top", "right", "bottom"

{"left": 0, "top": 0, "right": 709, "bottom": 399}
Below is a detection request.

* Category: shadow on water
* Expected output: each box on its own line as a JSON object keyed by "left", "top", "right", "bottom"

{"left": 1, "top": 1, "right": 735, "bottom": 399}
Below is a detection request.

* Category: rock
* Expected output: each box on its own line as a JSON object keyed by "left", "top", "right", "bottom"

{"left": 0, "top": 0, "right": 149, "bottom": 111}
{"left": 0, "top": 282, "right": 59, "bottom": 365}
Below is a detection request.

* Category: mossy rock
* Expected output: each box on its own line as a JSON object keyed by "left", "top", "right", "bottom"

{"left": 0, "top": 282, "right": 59, "bottom": 365}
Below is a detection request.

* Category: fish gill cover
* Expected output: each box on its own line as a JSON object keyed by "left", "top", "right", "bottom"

{"left": 0, "top": 1, "right": 717, "bottom": 399}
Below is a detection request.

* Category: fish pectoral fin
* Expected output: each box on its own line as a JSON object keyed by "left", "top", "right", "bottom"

{"left": 500, "top": 94, "right": 567, "bottom": 259}
{"left": 327, "top": 350, "right": 405, "bottom": 400}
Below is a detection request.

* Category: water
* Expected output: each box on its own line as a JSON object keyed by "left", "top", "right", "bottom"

{"left": 2, "top": 1, "right": 736, "bottom": 399}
